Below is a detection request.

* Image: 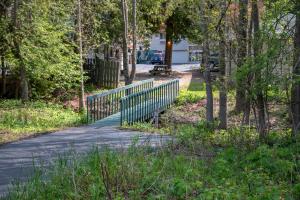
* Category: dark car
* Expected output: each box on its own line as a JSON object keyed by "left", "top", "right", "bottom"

{"left": 209, "top": 53, "right": 219, "bottom": 72}
{"left": 151, "top": 54, "right": 164, "bottom": 65}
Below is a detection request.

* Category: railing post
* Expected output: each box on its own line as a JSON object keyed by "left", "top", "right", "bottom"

{"left": 120, "top": 98, "right": 123, "bottom": 126}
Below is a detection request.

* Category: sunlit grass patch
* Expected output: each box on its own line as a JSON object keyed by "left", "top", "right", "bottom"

{"left": 0, "top": 100, "right": 85, "bottom": 144}
{"left": 121, "top": 122, "right": 171, "bottom": 134}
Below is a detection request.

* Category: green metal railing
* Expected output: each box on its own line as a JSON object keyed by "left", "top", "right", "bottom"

{"left": 120, "top": 79, "right": 179, "bottom": 125}
{"left": 87, "top": 79, "right": 154, "bottom": 123}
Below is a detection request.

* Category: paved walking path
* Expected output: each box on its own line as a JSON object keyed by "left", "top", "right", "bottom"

{"left": 0, "top": 122, "right": 171, "bottom": 196}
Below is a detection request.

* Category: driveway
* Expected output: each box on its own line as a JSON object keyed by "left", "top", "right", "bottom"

{"left": 136, "top": 63, "right": 200, "bottom": 73}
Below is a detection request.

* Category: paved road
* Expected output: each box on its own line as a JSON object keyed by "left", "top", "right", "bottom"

{"left": 136, "top": 63, "right": 200, "bottom": 73}
{"left": 0, "top": 123, "right": 171, "bottom": 196}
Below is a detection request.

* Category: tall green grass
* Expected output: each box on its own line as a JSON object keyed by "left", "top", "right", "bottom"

{"left": 5, "top": 128, "right": 300, "bottom": 200}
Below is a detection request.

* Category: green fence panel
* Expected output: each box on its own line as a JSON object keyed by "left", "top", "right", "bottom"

{"left": 120, "top": 79, "right": 179, "bottom": 126}
{"left": 87, "top": 79, "right": 154, "bottom": 123}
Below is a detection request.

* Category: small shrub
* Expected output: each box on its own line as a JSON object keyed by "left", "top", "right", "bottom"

{"left": 176, "top": 90, "right": 205, "bottom": 105}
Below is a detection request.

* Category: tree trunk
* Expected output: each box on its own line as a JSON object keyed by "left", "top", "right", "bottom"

{"left": 11, "top": 0, "right": 28, "bottom": 101}
{"left": 252, "top": 0, "right": 266, "bottom": 138}
{"left": 235, "top": 0, "right": 248, "bottom": 113}
{"left": 77, "top": 0, "right": 85, "bottom": 111}
{"left": 200, "top": 2, "right": 213, "bottom": 123}
{"left": 243, "top": 2, "right": 254, "bottom": 126}
{"left": 129, "top": 0, "right": 136, "bottom": 84}
{"left": 1, "top": 56, "right": 6, "bottom": 97}
{"left": 164, "top": 18, "right": 173, "bottom": 70}
{"left": 218, "top": 4, "right": 227, "bottom": 129}
{"left": 204, "top": 43, "right": 213, "bottom": 123}
{"left": 291, "top": 5, "right": 300, "bottom": 135}
{"left": 121, "top": 0, "right": 130, "bottom": 85}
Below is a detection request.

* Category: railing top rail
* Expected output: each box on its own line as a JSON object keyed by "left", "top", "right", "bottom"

{"left": 87, "top": 78, "right": 154, "bottom": 100}
{"left": 120, "top": 79, "right": 179, "bottom": 100}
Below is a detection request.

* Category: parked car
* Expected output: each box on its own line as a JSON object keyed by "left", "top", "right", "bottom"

{"left": 151, "top": 53, "right": 164, "bottom": 65}
{"left": 199, "top": 53, "right": 220, "bottom": 72}
{"left": 209, "top": 53, "right": 219, "bottom": 72}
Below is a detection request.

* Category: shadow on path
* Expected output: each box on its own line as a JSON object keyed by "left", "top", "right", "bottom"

{"left": 0, "top": 122, "right": 172, "bottom": 196}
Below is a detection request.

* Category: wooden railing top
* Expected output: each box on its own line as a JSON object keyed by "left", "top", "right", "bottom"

{"left": 87, "top": 78, "right": 154, "bottom": 100}
{"left": 120, "top": 79, "right": 179, "bottom": 100}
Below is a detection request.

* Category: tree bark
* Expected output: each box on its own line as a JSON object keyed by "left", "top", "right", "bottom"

{"left": 11, "top": 0, "right": 28, "bottom": 101}
{"left": 235, "top": 0, "right": 248, "bottom": 113}
{"left": 218, "top": 2, "right": 227, "bottom": 129}
{"left": 77, "top": 0, "right": 85, "bottom": 111}
{"left": 121, "top": 0, "right": 130, "bottom": 85}
{"left": 164, "top": 19, "right": 173, "bottom": 71}
{"left": 129, "top": 0, "right": 136, "bottom": 84}
{"left": 201, "top": 2, "right": 214, "bottom": 123}
{"left": 252, "top": 0, "right": 266, "bottom": 138}
{"left": 291, "top": 4, "right": 300, "bottom": 135}
{"left": 1, "top": 56, "right": 6, "bottom": 97}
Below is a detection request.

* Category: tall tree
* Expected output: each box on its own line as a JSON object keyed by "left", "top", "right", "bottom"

{"left": 130, "top": 0, "right": 137, "bottom": 83}
{"left": 0, "top": 0, "right": 10, "bottom": 98}
{"left": 252, "top": 0, "right": 266, "bottom": 138}
{"left": 291, "top": 1, "right": 300, "bottom": 135}
{"left": 235, "top": 0, "right": 248, "bottom": 113}
{"left": 121, "top": 0, "right": 130, "bottom": 85}
{"left": 11, "top": 0, "right": 28, "bottom": 101}
{"left": 200, "top": 0, "right": 214, "bottom": 123}
{"left": 164, "top": 17, "right": 173, "bottom": 70}
{"left": 218, "top": 0, "right": 228, "bottom": 129}
{"left": 77, "top": 0, "right": 85, "bottom": 110}
{"left": 121, "top": 0, "right": 137, "bottom": 85}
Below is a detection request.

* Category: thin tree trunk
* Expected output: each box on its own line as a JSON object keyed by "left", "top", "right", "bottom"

{"left": 291, "top": 5, "right": 300, "bottom": 135}
{"left": 12, "top": 0, "right": 28, "bottom": 101}
{"left": 121, "top": 0, "right": 130, "bottom": 85}
{"left": 201, "top": 2, "right": 213, "bottom": 123}
{"left": 1, "top": 56, "right": 6, "bottom": 97}
{"left": 235, "top": 0, "right": 248, "bottom": 113}
{"left": 252, "top": 0, "right": 266, "bottom": 138}
{"left": 218, "top": 2, "right": 227, "bottom": 129}
{"left": 243, "top": 2, "right": 254, "bottom": 126}
{"left": 77, "top": 0, "right": 85, "bottom": 110}
{"left": 204, "top": 43, "right": 213, "bottom": 123}
{"left": 129, "top": 0, "right": 136, "bottom": 84}
{"left": 164, "top": 19, "right": 173, "bottom": 71}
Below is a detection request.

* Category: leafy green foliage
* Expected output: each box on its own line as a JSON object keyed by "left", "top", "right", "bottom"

{"left": 176, "top": 90, "right": 206, "bottom": 105}
{"left": 0, "top": 100, "right": 85, "bottom": 144}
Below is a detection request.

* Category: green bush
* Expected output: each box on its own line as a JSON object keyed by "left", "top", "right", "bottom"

{"left": 176, "top": 90, "right": 206, "bottom": 105}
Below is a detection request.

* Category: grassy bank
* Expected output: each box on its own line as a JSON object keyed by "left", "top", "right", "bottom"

{"left": 0, "top": 100, "right": 85, "bottom": 144}
{"left": 5, "top": 125, "right": 300, "bottom": 199}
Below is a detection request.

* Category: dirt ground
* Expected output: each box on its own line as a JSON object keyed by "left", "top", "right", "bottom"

{"left": 123, "top": 69, "right": 203, "bottom": 89}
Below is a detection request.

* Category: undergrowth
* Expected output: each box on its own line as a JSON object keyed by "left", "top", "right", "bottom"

{"left": 4, "top": 125, "right": 300, "bottom": 200}
{"left": 0, "top": 100, "right": 85, "bottom": 144}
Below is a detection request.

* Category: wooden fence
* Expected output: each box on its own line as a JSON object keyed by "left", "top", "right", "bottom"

{"left": 84, "top": 57, "right": 120, "bottom": 88}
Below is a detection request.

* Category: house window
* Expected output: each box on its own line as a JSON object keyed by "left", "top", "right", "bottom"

{"left": 160, "top": 33, "right": 166, "bottom": 40}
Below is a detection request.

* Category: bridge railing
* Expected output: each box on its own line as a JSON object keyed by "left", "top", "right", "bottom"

{"left": 120, "top": 79, "right": 179, "bottom": 125}
{"left": 87, "top": 79, "right": 154, "bottom": 123}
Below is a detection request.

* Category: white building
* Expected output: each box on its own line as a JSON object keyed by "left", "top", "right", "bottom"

{"left": 150, "top": 33, "right": 201, "bottom": 64}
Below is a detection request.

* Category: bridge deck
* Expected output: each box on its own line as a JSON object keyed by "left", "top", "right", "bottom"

{"left": 94, "top": 97, "right": 173, "bottom": 126}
